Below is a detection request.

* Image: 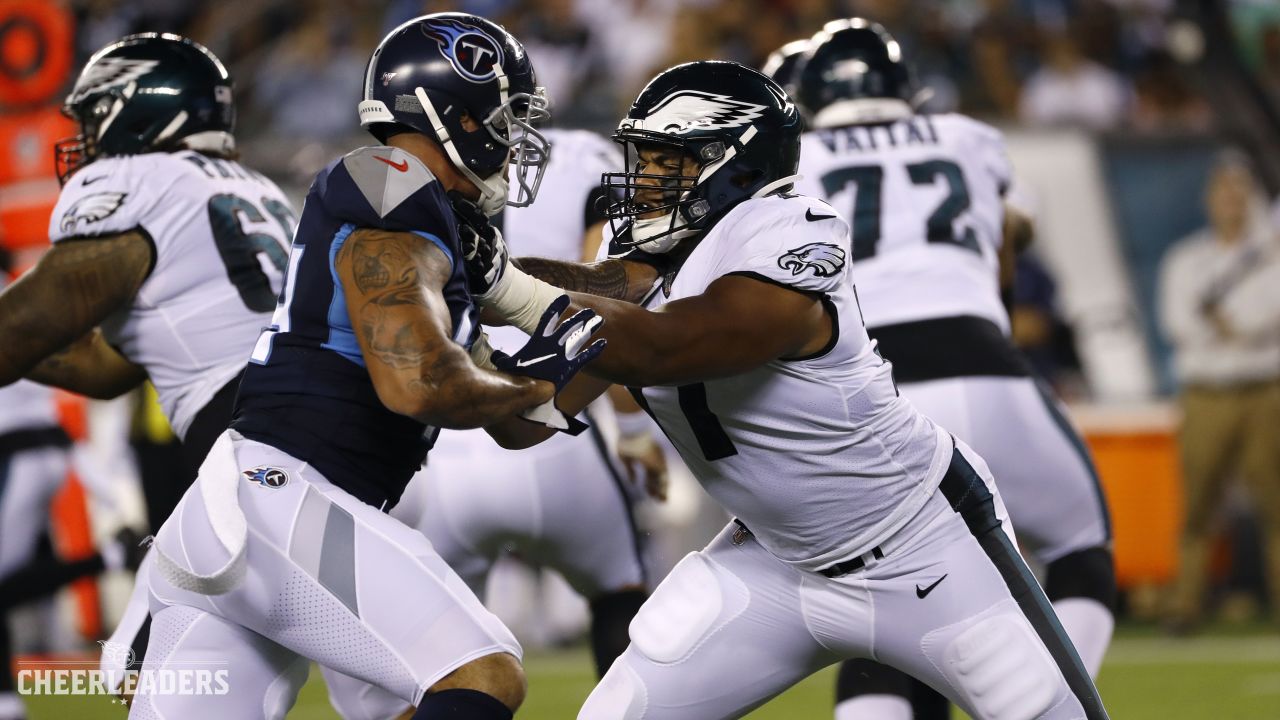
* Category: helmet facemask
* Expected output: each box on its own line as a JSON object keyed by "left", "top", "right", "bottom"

{"left": 399, "top": 68, "right": 550, "bottom": 216}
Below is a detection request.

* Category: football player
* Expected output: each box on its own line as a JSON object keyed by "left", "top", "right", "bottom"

{"left": 466, "top": 60, "right": 1110, "bottom": 719}
{"left": 788, "top": 20, "right": 1116, "bottom": 720}
{"left": 321, "top": 127, "right": 663, "bottom": 720}
{"left": 0, "top": 259, "right": 147, "bottom": 720}
{"left": 134, "top": 14, "right": 603, "bottom": 720}
{"left": 0, "top": 33, "right": 297, "bottom": 692}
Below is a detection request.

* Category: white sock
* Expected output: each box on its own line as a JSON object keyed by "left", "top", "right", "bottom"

{"left": 834, "top": 693, "right": 912, "bottom": 720}
{"left": 1052, "top": 597, "right": 1115, "bottom": 677}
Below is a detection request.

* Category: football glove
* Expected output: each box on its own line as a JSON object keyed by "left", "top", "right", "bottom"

{"left": 492, "top": 295, "right": 607, "bottom": 435}
{"left": 450, "top": 192, "right": 508, "bottom": 297}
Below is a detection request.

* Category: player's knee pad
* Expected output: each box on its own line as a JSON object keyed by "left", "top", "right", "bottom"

{"left": 628, "top": 553, "right": 748, "bottom": 665}
{"left": 929, "top": 610, "right": 1061, "bottom": 720}
{"left": 1045, "top": 547, "right": 1116, "bottom": 612}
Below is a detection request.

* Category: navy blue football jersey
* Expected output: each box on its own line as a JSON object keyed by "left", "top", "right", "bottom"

{"left": 232, "top": 146, "right": 478, "bottom": 509}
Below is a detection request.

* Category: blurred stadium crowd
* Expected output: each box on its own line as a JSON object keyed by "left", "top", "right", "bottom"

{"left": 2, "top": 0, "right": 1280, "bottom": 705}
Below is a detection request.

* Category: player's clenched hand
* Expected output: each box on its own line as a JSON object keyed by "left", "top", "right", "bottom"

{"left": 451, "top": 193, "right": 508, "bottom": 296}
{"left": 493, "top": 296, "right": 606, "bottom": 434}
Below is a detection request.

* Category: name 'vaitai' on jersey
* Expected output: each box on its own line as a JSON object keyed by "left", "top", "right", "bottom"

{"left": 794, "top": 113, "right": 1012, "bottom": 332}
{"left": 232, "top": 146, "right": 478, "bottom": 510}
{"left": 48, "top": 150, "right": 295, "bottom": 439}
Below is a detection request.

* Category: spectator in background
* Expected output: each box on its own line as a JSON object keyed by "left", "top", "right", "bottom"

{"left": 1158, "top": 152, "right": 1280, "bottom": 633}
{"left": 1130, "top": 48, "right": 1212, "bottom": 132}
{"left": 252, "top": 5, "right": 368, "bottom": 142}
{"left": 1020, "top": 26, "right": 1130, "bottom": 130}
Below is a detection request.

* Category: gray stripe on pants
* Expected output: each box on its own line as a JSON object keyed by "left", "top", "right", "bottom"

{"left": 318, "top": 502, "right": 359, "bottom": 617}
{"left": 289, "top": 486, "right": 330, "bottom": 579}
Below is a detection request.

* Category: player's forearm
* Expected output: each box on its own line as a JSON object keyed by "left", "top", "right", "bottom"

{"left": 24, "top": 332, "right": 146, "bottom": 399}
{"left": 513, "top": 257, "right": 657, "bottom": 304}
{"left": 400, "top": 346, "right": 554, "bottom": 429}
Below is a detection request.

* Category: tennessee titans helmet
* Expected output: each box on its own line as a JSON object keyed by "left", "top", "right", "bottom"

{"left": 55, "top": 33, "right": 235, "bottom": 184}
{"left": 761, "top": 39, "right": 810, "bottom": 95}
{"left": 603, "top": 61, "right": 802, "bottom": 254}
{"left": 795, "top": 19, "right": 918, "bottom": 128}
{"left": 358, "top": 13, "right": 550, "bottom": 215}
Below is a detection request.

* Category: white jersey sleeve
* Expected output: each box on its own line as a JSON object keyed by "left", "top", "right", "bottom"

{"left": 50, "top": 156, "right": 166, "bottom": 244}
{"left": 695, "top": 195, "right": 851, "bottom": 296}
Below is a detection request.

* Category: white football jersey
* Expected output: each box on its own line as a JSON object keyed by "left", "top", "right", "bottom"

{"left": 631, "top": 193, "right": 951, "bottom": 570}
{"left": 795, "top": 113, "right": 1012, "bottom": 331}
{"left": 48, "top": 151, "right": 295, "bottom": 439}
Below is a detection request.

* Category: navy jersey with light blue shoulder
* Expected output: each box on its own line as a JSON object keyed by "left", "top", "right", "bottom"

{"left": 232, "top": 146, "right": 478, "bottom": 509}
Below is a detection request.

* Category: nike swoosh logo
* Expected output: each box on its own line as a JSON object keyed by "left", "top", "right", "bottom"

{"left": 805, "top": 209, "right": 837, "bottom": 222}
{"left": 516, "top": 353, "right": 555, "bottom": 368}
{"left": 916, "top": 574, "right": 948, "bottom": 599}
{"left": 374, "top": 155, "right": 409, "bottom": 172}
{"left": 82, "top": 175, "right": 107, "bottom": 185}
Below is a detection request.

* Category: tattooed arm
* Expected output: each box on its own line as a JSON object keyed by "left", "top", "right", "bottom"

{"left": 26, "top": 330, "right": 147, "bottom": 398}
{"left": 0, "top": 231, "right": 152, "bottom": 387}
{"left": 512, "top": 257, "right": 659, "bottom": 303}
{"left": 335, "top": 228, "right": 554, "bottom": 429}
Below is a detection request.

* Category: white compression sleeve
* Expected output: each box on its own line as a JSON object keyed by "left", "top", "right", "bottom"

{"left": 480, "top": 263, "right": 564, "bottom": 334}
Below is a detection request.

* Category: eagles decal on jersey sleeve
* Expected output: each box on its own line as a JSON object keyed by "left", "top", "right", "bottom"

{"left": 704, "top": 196, "right": 851, "bottom": 295}
{"left": 48, "top": 155, "right": 162, "bottom": 242}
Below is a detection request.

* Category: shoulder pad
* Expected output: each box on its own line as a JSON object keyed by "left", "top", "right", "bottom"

{"left": 339, "top": 146, "right": 438, "bottom": 218}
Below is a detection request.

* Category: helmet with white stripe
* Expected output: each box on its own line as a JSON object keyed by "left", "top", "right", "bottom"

{"left": 55, "top": 33, "right": 235, "bottom": 185}
{"left": 603, "top": 61, "right": 802, "bottom": 254}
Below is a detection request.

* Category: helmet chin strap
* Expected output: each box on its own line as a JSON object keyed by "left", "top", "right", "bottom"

{"left": 415, "top": 86, "right": 508, "bottom": 216}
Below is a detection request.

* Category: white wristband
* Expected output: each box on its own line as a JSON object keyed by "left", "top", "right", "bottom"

{"left": 480, "top": 263, "right": 564, "bottom": 334}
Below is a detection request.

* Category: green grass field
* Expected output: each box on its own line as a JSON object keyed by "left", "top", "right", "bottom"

{"left": 21, "top": 627, "right": 1280, "bottom": 719}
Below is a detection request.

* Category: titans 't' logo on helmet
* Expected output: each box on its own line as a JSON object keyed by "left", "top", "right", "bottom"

{"left": 420, "top": 19, "right": 505, "bottom": 84}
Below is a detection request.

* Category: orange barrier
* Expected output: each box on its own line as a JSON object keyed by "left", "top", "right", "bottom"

{"left": 49, "top": 472, "right": 101, "bottom": 640}
{"left": 1073, "top": 404, "right": 1182, "bottom": 588}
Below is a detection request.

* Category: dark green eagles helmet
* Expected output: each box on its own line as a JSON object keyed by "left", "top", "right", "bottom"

{"left": 55, "top": 33, "right": 235, "bottom": 184}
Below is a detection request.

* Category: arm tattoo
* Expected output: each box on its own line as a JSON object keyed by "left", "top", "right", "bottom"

{"left": 514, "top": 257, "right": 654, "bottom": 303}
{"left": 0, "top": 232, "right": 151, "bottom": 385}
{"left": 337, "top": 230, "right": 447, "bottom": 370}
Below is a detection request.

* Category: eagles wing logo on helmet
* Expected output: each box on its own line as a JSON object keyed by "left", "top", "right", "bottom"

{"left": 59, "top": 192, "right": 128, "bottom": 234}
{"left": 778, "top": 242, "right": 847, "bottom": 278}
{"left": 633, "top": 90, "right": 768, "bottom": 134}
{"left": 68, "top": 58, "right": 160, "bottom": 104}
{"left": 420, "top": 19, "right": 504, "bottom": 84}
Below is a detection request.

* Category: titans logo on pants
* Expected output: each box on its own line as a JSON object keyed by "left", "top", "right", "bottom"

{"left": 244, "top": 466, "right": 289, "bottom": 489}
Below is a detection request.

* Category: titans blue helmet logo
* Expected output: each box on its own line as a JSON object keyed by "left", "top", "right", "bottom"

{"left": 421, "top": 19, "right": 504, "bottom": 84}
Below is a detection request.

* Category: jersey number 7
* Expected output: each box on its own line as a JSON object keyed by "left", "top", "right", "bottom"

{"left": 821, "top": 159, "right": 979, "bottom": 261}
